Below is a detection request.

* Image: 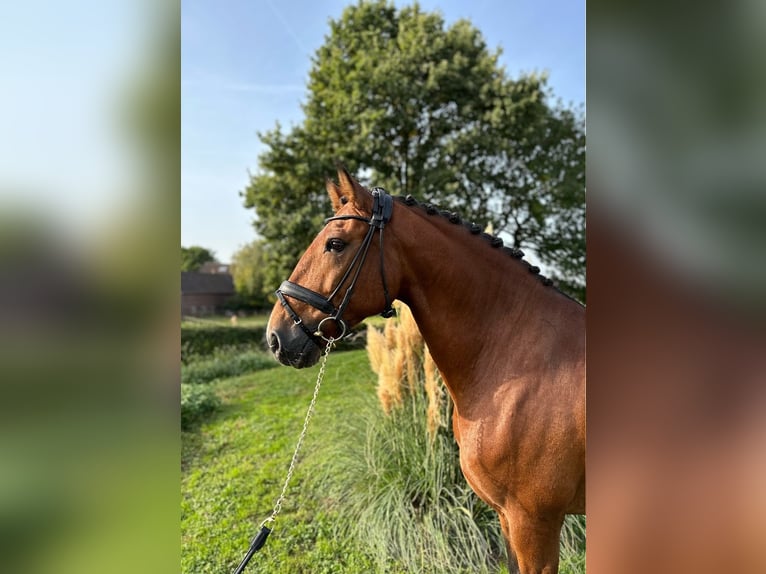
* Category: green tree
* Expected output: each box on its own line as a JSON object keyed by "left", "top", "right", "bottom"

{"left": 230, "top": 240, "right": 270, "bottom": 309}
{"left": 243, "top": 0, "right": 585, "bottom": 300}
{"left": 181, "top": 245, "right": 215, "bottom": 272}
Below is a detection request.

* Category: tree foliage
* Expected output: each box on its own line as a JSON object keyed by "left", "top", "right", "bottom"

{"left": 181, "top": 245, "right": 215, "bottom": 272}
{"left": 243, "top": 0, "right": 585, "bottom": 300}
{"left": 230, "top": 240, "right": 270, "bottom": 309}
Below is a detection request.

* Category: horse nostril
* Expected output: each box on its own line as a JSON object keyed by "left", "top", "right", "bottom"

{"left": 268, "top": 332, "right": 280, "bottom": 354}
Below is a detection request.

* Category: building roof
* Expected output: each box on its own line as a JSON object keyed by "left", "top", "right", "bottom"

{"left": 181, "top": 271, "right": 235, "bottom": 295}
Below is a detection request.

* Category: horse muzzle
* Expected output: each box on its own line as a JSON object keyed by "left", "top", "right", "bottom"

{"left": 266, "top": 324, "right": 322, "bottom": 369}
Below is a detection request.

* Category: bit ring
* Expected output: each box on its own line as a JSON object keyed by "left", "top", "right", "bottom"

{"left": 315, "top": 317, "right": 347, "bottom": 341}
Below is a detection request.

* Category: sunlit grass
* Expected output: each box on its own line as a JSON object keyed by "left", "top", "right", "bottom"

{"left": 181, "top": 350, "right": 378, "bottom": 573}
{"left": 181, "top": 346, "right": 585, "bottom": 572}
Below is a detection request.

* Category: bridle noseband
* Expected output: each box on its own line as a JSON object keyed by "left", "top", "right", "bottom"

{"left": 276, "top": 187, "right": 396, "bottom": 343}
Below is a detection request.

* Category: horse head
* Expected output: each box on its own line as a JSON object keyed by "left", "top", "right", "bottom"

{"left": 266, "top": 168, "right": 402, "bottom": 368}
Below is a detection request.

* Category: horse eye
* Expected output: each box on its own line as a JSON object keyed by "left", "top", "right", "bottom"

{"left": 326, "top": 238, "right": 346, "bottom": 253}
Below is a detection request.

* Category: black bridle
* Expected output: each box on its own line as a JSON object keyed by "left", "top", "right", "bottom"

{"left": 276, "top": 187, "right": 396, "bottom": 343}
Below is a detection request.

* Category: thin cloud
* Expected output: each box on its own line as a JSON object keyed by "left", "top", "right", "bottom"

{"left": 265, "top": 0, "right": 311, "bottom": 56}
{"left": 182, "top": 78, "right": 305, "bottom": 95}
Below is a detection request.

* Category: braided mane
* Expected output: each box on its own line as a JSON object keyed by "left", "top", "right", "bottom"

{"left": 393, "top": 194, "right": 583, "bottom": 305}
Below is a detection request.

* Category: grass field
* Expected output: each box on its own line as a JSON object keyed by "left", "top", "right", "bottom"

{"left": 182, "top": 349, "right": 381, "bottom": 573}
{"left": 181, "top": 346, "right": 584, "bottom": 573}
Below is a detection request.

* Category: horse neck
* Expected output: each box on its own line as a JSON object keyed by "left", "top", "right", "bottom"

{"left": 391, "top": 207, "right": 579, "bottom": 403}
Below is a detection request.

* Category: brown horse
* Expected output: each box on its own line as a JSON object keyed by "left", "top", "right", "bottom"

{"left": 266, "top": 169, "right": 585, "bottom": 574}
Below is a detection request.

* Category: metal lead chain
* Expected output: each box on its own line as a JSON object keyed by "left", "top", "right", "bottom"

{"left": 264, "top": 336, "right": 335, "bottom": 526}
{"left": 233, "top": 337, "right": 335, "bottom": 574}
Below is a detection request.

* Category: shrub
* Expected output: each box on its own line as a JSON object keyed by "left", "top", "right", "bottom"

{"left": 182, "top": 347, "right": 277, "bottom": 385}
{"left": 180, "top": 324, "right": 367, "bottom": 365}
{"left": 181, "top": 326, "right": 268, "bottom": 364}
{"left": 181, "top": 383, "right": 220, "bottom": 430}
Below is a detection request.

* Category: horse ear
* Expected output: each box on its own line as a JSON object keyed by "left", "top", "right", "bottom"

{"left": 326, "top": 178, "right": 344, "bottom": 213}
{"left": 337, "top": 167, "right": 361, "bottom": 205}
{"left": 327, "top": 166, "right": 366, "bottom": 212}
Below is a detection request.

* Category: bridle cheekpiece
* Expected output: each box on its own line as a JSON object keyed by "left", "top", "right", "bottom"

{"left": 276, "top": 187, "right": 396, "bottom": 343}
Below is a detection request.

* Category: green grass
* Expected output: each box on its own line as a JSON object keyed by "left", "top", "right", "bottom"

{"left": 181, "top": 348, "right": 585, "bottom": 573}
{"left": 181, "top": 350, "right": 379, "bottom": 573}
{"left": 560, "top": 515, "right": 587, "bottom": 574}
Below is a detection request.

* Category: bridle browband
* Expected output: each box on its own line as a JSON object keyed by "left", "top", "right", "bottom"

{"left": 276, "top": 187, "right": 396, "bottom": 343}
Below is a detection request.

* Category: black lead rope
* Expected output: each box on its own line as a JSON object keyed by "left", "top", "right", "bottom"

{"left": 232, "top": 526, "right": 271, "bottom": 574}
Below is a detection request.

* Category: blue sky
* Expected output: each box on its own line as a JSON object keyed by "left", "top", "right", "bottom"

{"left": 182, "top": 0, "right": 584, "bottom": 262}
